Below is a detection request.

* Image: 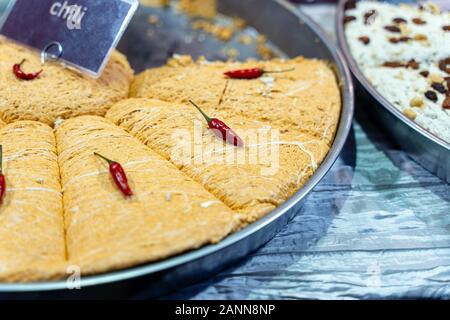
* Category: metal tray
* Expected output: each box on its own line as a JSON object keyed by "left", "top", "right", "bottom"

{"left": 0, "top": 0, "right": 353, "bottom": 299}
{"left": 336, "top": 0, "right": 450, "bottom": 183}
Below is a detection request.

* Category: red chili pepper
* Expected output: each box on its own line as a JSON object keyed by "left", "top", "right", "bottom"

{"left": 0, "top": 145, "right": 6, "bottom": 204}
{"left": 189, "top": 100, "right": 244, "bottom": 147}
{"left": 224, "top": 67, "right": 294, "bottom": 79}
{"left": 94, "top": 152, "right": 133, "bottom": 197}
{"left": 13, "top": 59, "right": 43, "bottom": 80}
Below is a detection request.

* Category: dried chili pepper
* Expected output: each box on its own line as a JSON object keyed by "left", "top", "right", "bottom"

{"left": 13, "top": 59, "right": 43, "bottom": 80}
{"left": 0, "top": 145, "right": 5, "bottom": 204}
{"left": 189, "top": 100, "right": 243, "bottom": 147}
{"left": 94, "top": 152, "right": 133, "bottom": 197}
{"left": 224, "top": 67, "right": 294, "bottom": 79}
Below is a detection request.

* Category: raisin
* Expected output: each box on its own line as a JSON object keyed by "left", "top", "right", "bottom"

{"left": 413, "top": 34, "right": 428, "bottom": 41}
{"left": 419, "top": 71, "right": 429, "bottom": 78}
{"left": 384, "top": 25, "right": 401, "bottom": 33}
{"left": 412, "top": 18, "right": 426, "bottom": 25}
{"left": 431, "top": 82, "right": 447, "bottom": 94}
{"left": 424, "top": 90, "right": 438, "bottom": 102}
{"left": 443, "top": 97, "right": 450, "bottom": 109}
{"left": 443, "top": 26, "right": 450, "bottom": 32}
{"left": 393, "top": 17, "right": 407, "bottom": 24}
{"left": 344, "top": 16, "right": 356, "bottom": 24}
{"left": 364, "top": 10, "right": 377, "bottom": 25}
{"left": 358, "top": 36, "right": 370, "bottom": 45}
{"left": 344, "top": 0, "right": 356, "bottom": 10}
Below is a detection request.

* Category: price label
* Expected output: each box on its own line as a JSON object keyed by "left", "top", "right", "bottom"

{"left": 0, "top": 0, "right": 138, "bottom": 78}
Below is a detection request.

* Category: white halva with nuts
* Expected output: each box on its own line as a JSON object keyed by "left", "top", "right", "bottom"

{"left": 344, "top": 1, "right": 450, "bottom": 143}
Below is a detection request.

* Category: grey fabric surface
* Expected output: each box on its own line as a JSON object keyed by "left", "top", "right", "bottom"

{"left": 163, "top": 4, "right": 450, "bottom": 300}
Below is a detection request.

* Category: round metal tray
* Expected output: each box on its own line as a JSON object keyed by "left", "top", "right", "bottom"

{"left": 336, "top": 0, "right": 450, "bottom": 183}
{"left": 0, "top": 0, "right": 354, "bottom": 299}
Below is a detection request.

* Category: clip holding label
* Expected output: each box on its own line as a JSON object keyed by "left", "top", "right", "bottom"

{"left": 0, "top": 0, "right": 139, "bottom": 78}
{"left": 41, "top": 41, "right": 64, "bottom": 65}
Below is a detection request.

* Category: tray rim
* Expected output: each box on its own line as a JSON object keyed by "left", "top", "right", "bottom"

{"left": 335, "top": 0, "right": 450, "bottom": 151}
{"left": 0, "top": 0, "right": 354, "bottom": 293}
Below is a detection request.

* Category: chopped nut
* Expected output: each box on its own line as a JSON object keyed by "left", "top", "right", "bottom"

{"left": 399, "top": 24, "right": 410, "bottom": 36}
{"left": 403, "top": 108, "right": 417, "bottom": 120}
{"left": 419, "top": 71, "right": 429, "bottom": 78}
{"left": 431, "top": 82, "right": 447, "bottom": 94}
{"left": 413, "top": 34, "right": 428, "bottom": 41}
{"left": 384, "top": 25, "right": 401, "bottom": 33}
{"left": 427, "top": 3, "right": 440, "bottom": 15}
{"left": 424, "top": 90, "right": 438, "bottom": 102}
{"left": 358, "top": 36, "right": 370, "bottom": 45}
{"left": 412, "top": 17, "right": 426, "bottom": 25}
{"left": 443, "top": 26, "right": 450, "bottom": 32}
{"left": 429, "top": 73, "right": 444, "bottom": 83}
{"left": 394, "top": 70, "right": 404, "bottom": 80}
{"left": 410, "top": 97, "right": 424, "bottom": 108}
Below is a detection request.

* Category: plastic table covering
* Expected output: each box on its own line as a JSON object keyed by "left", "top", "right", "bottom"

{"left": 157, "top": 4, "right": 450, "bottom": 300}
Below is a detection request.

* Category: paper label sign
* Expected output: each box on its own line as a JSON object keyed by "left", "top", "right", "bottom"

{"left": 0, "top": 0, "right": 138, "bottom": 78}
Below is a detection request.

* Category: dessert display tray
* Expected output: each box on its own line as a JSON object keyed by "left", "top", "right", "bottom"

{"left": 0, "top": 0, "right": 353, "bottom": 299}
{"left": 336, "top": 0, "right": 450, "bottom": 183}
